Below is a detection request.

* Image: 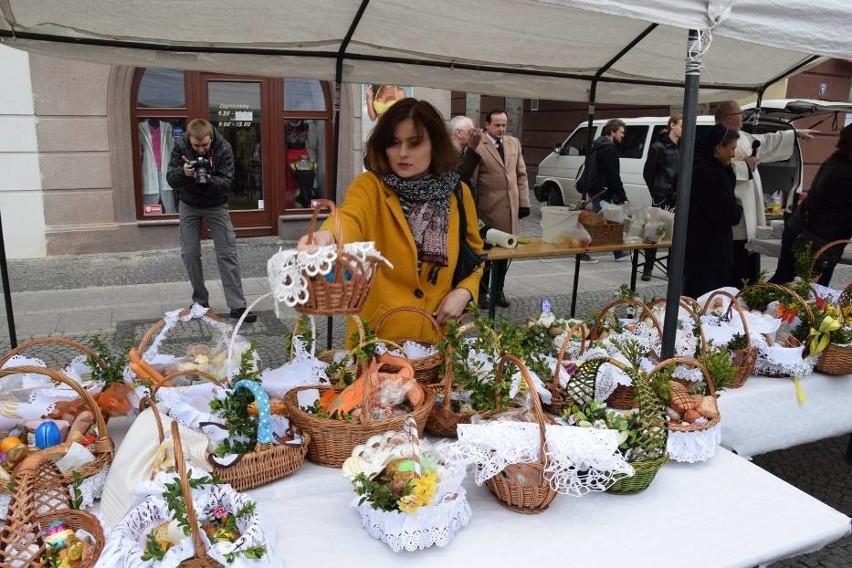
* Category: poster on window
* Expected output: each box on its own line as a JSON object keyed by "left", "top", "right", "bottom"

{"left": 360, "top": 84, "right": 414, "bottom": 149}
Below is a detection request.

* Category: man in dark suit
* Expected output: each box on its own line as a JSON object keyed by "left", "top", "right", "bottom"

{"left": 473, "top": 109, "right": 530, "bottom": 308}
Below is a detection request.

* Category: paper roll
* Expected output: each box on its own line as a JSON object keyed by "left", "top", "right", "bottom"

{"left": 485, "top": 228, "right": 517, "bottom": 248}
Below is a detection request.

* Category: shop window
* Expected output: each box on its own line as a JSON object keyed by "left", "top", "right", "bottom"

{"left": 284, "top": 78, "right": 326, "bottom": 111}
{"left": 283, "top": 119, "right": 327, "bottom": 209}
{"left": 138, "top": 68, "right": 186, "bottom": 108}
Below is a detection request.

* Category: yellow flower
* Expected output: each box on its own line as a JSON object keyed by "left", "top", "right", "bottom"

{"left": 396, "top": 470, "right": 439, "bottom": 514}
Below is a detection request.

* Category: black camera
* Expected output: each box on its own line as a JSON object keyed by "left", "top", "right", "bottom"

{"left": 187, "top": 156, "right": 212, "bottom": 185}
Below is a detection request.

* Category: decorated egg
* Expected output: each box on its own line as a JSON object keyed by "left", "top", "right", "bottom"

{"left": 44, "top": 520, "right": 74, "bottom": 549}
{"left": 35, "top": 421, "right": 62, "bottom": 449}
{"left": 0, "top": 436, "right": 23, "bottom": 453}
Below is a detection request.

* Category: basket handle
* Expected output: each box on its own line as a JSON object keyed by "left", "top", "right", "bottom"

{"left": 374, "top": 305, "right": 445, "bottom": 341}
{"left": 494, "top": 355, "right": 548, "bottom": 464}
{"left": 0, "top": 337, "right": 106, "bottom": 372}
{"left": 735, "top": 282, "right": 815, "bottom": 327}
{"left": 305, "top": 199, "right": 344, "bottom": 256}
{"left": 149, "top": 368, "right": 225, "bottom": 400}
{"left": 552, "top": 323, "right": 588, "bottom": 384}
{"left": 590, "top": 298, "right": 663, "bottom": 340}
{"left": 136, "top": 307, "right": 225, "bottom": 357}
{"left": 700, "top": 290, "right": 752, "bottom": 340}
{"left": 646, "top": 356, "right": 716, "bottom": 397}
{"left": 808, "top": 239, "right": 851, "bottom": 280}
{"left": 139, "top": 396, "right": 166, "bottom": 444}
{"left": 0, "top": 366, "right": 112, "bottom": 455}
{"left": 648, "top": 297, "right": 706, "bottom": 357}
{"left": 171, "top": 421, "right": 222, "bottom": 566}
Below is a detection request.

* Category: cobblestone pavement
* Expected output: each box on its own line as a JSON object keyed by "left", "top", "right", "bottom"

{"left": 1, "top": 200, "right": 849, "bottom": 566}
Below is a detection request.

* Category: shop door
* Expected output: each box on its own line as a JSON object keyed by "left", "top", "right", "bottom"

{"left": 200, "top": 75, "right": 275, "bottom": 237}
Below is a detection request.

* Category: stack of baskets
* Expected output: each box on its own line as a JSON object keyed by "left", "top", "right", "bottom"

{"left": 0, "top": 450, "right": 105, "bottom": 567}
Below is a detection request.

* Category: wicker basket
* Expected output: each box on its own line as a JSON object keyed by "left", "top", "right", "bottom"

{"left": 375, "top": 306, "right": 445, "bottom": 384}
{"left": 483, "top": 355, "right": 558, "bottom": 514}
{"left": 0, "top": 451, "right": 105, "bottom": 567}
{"left": 0, "top": 366, "right": 114, "bottom": 498}
{"left": 580, "top": 218, "right": 623, "bottom": 245}
{"left": 736, "top": 282, "right": 815, "bottom": 378}
{"left": 653, "top": 357, "right": 720, "bottom": 433}
{"left": 558, "top": 356, "right": 668, "bottom": 494}
{"left": 149, "top": 372, "right": 309, "bottom": 491}
{"left": 283, "top": 358, "right": 434, "bottom": 467}
{"left": 424, "top": 321, "right": 503, "bottom": 437}
{"left": 131, "top": 307, "right": 232, "bottom": 389}
{"left": 296, "top": 199, "right": 382, "bottom": 315}
{"left": 814, "top": 262, "right": 852, "bottom": 375}
{"left": 589, "top": 298, "right": 663, "bottom": 409}
{"left": 701, "top": 290, "right": 758, "bottom": 388}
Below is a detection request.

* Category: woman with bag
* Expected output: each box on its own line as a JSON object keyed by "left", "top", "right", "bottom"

{"left": 297, "top": 98, "right": 484, "bottom": 343}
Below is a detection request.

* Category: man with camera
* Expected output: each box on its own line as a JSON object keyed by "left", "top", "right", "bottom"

{"left": 166, "top": 118, "right": 256, "bottom": 323}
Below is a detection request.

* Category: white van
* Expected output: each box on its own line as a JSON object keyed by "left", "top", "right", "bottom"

{"left": 533, "top": 100, "right": 852, "bottom": 210}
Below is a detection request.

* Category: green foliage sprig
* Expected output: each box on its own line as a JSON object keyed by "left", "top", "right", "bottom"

{"left": 698, "top": 343, "right": 736, "bottom": 392}
{"left": 353, "top": 471, "right": 409, "bottom": 512}
{"left": 86, "top": 334, "right": 132, "bottom": 386}
{"left": 209, "top": 341, "right": 261, "bottom": 456}
{"left": 162, "top": 471, "right": 217, "bottom": 536}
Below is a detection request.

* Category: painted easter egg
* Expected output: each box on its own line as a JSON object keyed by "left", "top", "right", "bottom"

{"left": 35, "top": 421, "right": 62, "bottom": 449}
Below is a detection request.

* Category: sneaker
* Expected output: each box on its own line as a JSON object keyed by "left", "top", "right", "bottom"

{"left": 578, "top": 254, "right": 598, "bottom": 264}
{"left": 229, "top": 307, "right": 258, "bottom": 323}
{"left": 613, "top": 252, "right": 630, "bottom": 262}
{"left": 477, "top": 294, "right": 491, "bottom": 310}
{"left": 641, "top": 272, "right": 652, "bottom": 282}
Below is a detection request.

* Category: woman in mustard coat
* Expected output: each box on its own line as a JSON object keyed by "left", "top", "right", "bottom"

{"left": 298, "top": 98, "right": 484, "bottom": 344}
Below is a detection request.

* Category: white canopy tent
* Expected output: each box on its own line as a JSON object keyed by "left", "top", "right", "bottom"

{"left": 0, "top": 0, "right": 850, "bottom": 351}
{"left": 1, "top": 0, "right": 849, "bottom": 103}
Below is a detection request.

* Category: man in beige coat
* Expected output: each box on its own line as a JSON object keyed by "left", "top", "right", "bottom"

{"left": 473, "top": 108, "right": 531, "bottom": 308}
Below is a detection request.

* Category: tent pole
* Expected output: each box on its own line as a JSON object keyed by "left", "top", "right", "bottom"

{"left": 0, "top": 210, "right": 17, "bottom": 348}
{"left": 661, "top": 29, "right": 702, "bottom": 359}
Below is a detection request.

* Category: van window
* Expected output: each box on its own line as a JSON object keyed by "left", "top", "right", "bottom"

{"left": 619, "top": 126, "right": 648, "bottom": 159}
{"left": 561, "top": 126, "right": 593, "bottom": 156}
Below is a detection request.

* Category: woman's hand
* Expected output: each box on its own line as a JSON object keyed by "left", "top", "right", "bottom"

{"left": 433, "top": 288, "right": 473, "bottom": 325}
{"left": 297, "top": 229, "right": 335, "bottom": 250}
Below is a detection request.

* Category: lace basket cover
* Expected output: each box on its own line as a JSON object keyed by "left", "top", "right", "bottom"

{"left": 140, "top": 305, "right": 249, "bottom": 383}
{"left": 267, "top": 242, "right": 392, "bottom": 316}
{"left": 445, "top": 421, "right": 634, "bottom": 496}
{"left": 100, "top": 471, "right": 278, "bottom": 568}
{"left": 355, "top": 460, "right": 472, "bottom": 553}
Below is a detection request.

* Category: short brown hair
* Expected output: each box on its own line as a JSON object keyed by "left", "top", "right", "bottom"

{"left": 186, "top": 118, "right": 214, "bottom": 140}
{"left": 836, "top": 123, "right": 852, "bottom": 154}
{"left": 668, "top": 113, "right": 683, "bottom": 129}
{"left": 364, "top": 98, "right": 458, "bottom": 176}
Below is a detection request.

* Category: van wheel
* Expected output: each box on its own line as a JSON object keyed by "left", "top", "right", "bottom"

{"left": 546, "top": 185, "right": 564, "bottom": 206}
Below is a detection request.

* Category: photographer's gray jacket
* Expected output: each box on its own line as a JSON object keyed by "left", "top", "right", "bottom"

{"left": 167, "top": 129, "right": 235, "bottom": 209}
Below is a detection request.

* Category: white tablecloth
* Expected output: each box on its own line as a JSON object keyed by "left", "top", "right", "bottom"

{"left": 718, "top": 372, "right": 852, "bottom": 458}
{"left": 246, "top": 449, "right": 850, "bottom": 568}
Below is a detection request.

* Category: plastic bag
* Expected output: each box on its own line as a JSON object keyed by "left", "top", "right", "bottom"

{"left": 599, "top": 201, "right": 625, "bottom": 223}
{"left": 646, "top": 207, "right": 674, "bottom": 241}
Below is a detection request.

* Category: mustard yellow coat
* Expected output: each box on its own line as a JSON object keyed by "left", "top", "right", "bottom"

{"left": 321, "top": 172, "right": 484, "bottom": 344}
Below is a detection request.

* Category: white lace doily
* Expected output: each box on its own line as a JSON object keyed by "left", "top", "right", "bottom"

{"left": 445, "top": 421, "right": 633, "bottom": 495}
{"left": 356, "top": 490, "right": 471, "bottom": 553}
{"left": 666, "top": 423, "right": 721, "bottom": 463}
{"left": 101, "top": 471, "right": 277, "bottom": 568}
{"left": 260, "top": 335, "right": 330, "bottom": 398}
{"left": 267, "top": 242, "right": 392, "bottom": 314}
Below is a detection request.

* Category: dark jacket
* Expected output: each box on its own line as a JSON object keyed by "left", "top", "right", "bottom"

{"left": 166, "top": 129, "right": 235, "bottom": 209}
{"left": 643, "top": 130, "right": 679, "bottom": 202}
{"left": 591, "top": 135, "right": 626, "bottom": 204}
{"left": 685, "top": 139, "right": 743, "bottom": 276}
{"left": 793, "top": 150, "right": 852, "bottom": 243}
{"left": 456, "top": 146, "right": 481, "bottom": 190}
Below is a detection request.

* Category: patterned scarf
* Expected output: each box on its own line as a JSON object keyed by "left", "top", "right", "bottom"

{"left": 381, "top": 171, "right": 460, "bottom": 266}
